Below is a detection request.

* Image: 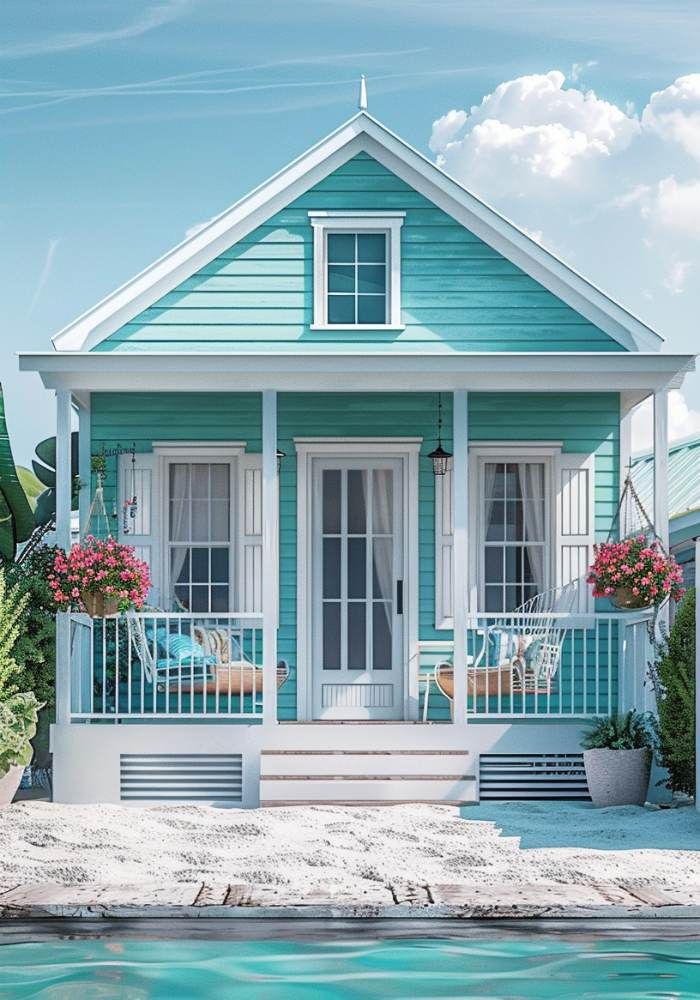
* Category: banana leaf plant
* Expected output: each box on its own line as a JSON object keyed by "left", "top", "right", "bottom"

{"left": 0, "top": 383, "right": 79, "bottom": 563}
{"left": 31, "top": 433, "right": 80, "bottom": 528}
{"left": 0, "top": 387, "right": 35, "bottom": 561}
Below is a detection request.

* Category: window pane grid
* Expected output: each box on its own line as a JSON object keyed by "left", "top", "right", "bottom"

{"left": 482, "top": 461, "right": 546, "bottom": 613}
{"left": 168, "top": 462, "right": 231, "bottom": 613}
{"left": 320, "top": 466, "right": 394, "bottom": 673}
{"left": 326, "top": 232, "right": 387, "bottom": 326}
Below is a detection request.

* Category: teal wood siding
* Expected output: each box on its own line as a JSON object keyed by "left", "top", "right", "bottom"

{"left": 95, "top": 153, "right": 623, "bottom": 354}
{"left": 90, "top": 390, "right": 261, "bottom": 532}
{"left": 90, "top": 389, "right": 618, "bottom": 722}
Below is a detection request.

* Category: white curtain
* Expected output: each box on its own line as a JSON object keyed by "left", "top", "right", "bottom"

{"left": 372, "top": 470, "right": 394, "bottom": 665}
{"left": 169, "top": 463, "right": 190, "bottom": 609}
{"left": 483, "top": 463, "right": 498, "bottom": 540}
{"left": 517, "top": 462, "right": 545, "bottom": 595}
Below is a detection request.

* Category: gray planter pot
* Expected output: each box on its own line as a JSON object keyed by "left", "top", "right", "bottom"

{"left": 0, "top": 765, "right": 24, "bottom": 807}
{"left": 583, "top": 747, "right": 651, "bottom": 807}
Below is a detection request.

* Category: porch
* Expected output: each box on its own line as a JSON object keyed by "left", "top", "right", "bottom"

{"left": 19, "top": 353, "right": 688, "bottom": 804}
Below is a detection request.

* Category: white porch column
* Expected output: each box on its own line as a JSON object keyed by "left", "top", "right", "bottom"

{"left": 76, "top": 394, "right": 91, "bottom": 538}
{"left": 451, "top": 390, "right": 469, "bottom": 726}
{"left": 695, "top": 537, "right": 700, "bottom": 812}
{"left": 55, "top": 390, "right": 73, "bottom": 726}
{"left": 56, "top": 390, "right": 72, "bottom": 550}
{"left": 653, "top": 389, "right": 670, "bottom": 552}
{"left": 262, "top": 389, "right": 279, "bottom": 725}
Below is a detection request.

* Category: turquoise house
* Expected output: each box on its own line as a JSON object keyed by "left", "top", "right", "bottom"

{"left": 21, "top": 106, "right": 695, "bottom": 807}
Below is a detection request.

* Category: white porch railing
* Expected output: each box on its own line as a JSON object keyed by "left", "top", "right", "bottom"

{"left": 417, "top": 612, "right": 654, "bottom": 720}
{"left": 69, "top": 612, "right": 265, "bottom": 721}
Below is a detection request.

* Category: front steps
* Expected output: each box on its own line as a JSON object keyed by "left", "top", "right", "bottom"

{"left": 259, "top": 749, "right": 476, "bottom": 806}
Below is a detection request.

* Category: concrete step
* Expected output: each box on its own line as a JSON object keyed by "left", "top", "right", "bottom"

{"left": 260, "top": 750, "right": 472, "bottom": 778}
{"left": 260, "top": 775, "right": 477, "bottom": 805}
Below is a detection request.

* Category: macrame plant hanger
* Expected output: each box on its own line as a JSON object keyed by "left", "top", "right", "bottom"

{"left": 83, "top": 444, "right": 137, "bottom": 540}
{"left": 607, "top": 463, "right": 660, "bottom": 548}
{"left": 607, "top": 463, "right": 671, "bottom": 644}
{"left": 83, "top": 455, "right": 113, "bottom": 540}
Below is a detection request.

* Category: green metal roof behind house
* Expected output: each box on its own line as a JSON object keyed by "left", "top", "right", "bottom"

{"left": 632, "top": 435, "right": 700, "bottom": 535}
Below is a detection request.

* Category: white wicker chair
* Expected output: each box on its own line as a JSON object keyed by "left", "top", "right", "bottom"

{"left": 433, "top": 582, "right": 579, "bottom": 714}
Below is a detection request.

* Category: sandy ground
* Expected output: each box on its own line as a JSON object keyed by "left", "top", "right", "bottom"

{"left": 0, "top": 800, "right": 698, "bottom": 893}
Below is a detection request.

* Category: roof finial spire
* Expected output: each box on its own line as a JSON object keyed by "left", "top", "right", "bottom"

{"left": 358, "top": 74, "right": 368, "bottom": 111}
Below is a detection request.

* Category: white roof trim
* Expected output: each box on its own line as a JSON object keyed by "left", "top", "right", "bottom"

{"left": 20, "top": 350, "right": 694, "bottom": 398}
{"left": 52, "top": 111, "right": 664, "bottom": 354}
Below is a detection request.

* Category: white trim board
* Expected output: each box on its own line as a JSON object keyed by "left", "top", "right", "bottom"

{"left": 20, "top": 351, "right": 695, "bottom": 396}
{"left": 49, "top": 111, "right": 663, "bottom": 354}
{"left": 295, "top": 438, "right": 420, "bottom": 722}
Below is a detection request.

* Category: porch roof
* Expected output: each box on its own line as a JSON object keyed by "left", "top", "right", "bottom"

{"left": 18, "top": 350, "right": 695, "bottom": 407}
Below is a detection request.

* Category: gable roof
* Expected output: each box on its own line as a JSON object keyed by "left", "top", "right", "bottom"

{"left": 52, "top": 111, "right": 663, "bottom": 354}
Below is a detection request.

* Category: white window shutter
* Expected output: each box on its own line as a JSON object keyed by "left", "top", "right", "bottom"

{"left": 238, "top": 455, "right": 263, "bottom": 614}
{"left": 434, "top": 467, "right": 454, "bottom": 625}
{"left": 118, "top": 452, "right": 161, "bottom": 606}
{"left": 554, "top": 452, "right": 596, "bottom": 612}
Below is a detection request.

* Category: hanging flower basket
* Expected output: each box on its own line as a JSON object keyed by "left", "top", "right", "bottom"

{"left": 587, "top": 534, "right": 685, "bottom": 611}
{"left": 48, "top": 536, "right": 151, "bottom": 616}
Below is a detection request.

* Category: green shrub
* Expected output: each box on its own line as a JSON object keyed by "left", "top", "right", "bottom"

{"left": 655, "top": 589, "right": 695, "bottom": 796}
{"left": 0, "top": 692, "right": 40, "bottom": 774}
{"left": 581, "top": 710, "right": 656, "bottom": 751}
{"left": 0, "top": 569, "right": 42, "bottom": 777}
{"left": 4, "top": 545, "right": 56, "bottom": 712}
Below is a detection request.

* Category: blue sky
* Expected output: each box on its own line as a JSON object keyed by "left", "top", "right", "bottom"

{"left": 4, "top": 0, "right": 700, "bottom": 464}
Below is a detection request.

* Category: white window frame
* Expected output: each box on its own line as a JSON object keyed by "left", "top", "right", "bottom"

{"left": 474, "top": 451, "right": 554, "bottom": 616}
{"left": 309, "top": 211, "right": 405, "bottom": 330}
{"left": 434, "top": 441, "right": 563, "bottom": 628}
{"left": 153, "top": 442, "right": 246, "bottom": 613}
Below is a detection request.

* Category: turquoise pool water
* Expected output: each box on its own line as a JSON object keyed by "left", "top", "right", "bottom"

{"left": 1, "top": 935, "right": 700, "bottom": 999}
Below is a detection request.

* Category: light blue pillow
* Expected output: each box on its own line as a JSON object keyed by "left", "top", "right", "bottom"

{"left": 487, "top": 628, "right": 515, "bottom": 666}
{"left": 155, "top": 628, "right": 216, "bottom": 666}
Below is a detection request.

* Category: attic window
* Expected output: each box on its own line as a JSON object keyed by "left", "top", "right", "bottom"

{"left": 309, "top": 212, "right": 404, "bottom": 330}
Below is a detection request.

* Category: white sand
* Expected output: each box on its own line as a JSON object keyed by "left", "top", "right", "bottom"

{"left": 1, "top": 800, "right": 699, "bottom": 893}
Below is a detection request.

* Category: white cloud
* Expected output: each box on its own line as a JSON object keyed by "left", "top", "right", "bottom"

{"left": 642, "top": 74, "right": 700, "bottom": 161}
{"left": 569, "top": 60, "right": 598, "bottom": 84}
{"left": 430, "top": 71, "right": 639, "bottom": 188}
{"left": 184, "top": 215, "right": 217, "bottom": 239}
{"left": 654, "top": 176, "right": 700, "bottom": 234}
{"left": 632, "top": 390, "right": 700, "bottom": 452}
{"left": 663, "top": 259, "right": 692, "bottom": 295}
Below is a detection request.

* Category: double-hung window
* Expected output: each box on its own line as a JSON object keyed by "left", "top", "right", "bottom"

{"left": 309, "top": 212, "right": 404, "bottom": 329}
{"left": 168, "top": 461, "right": 232, "bottom": 613}
{"left": 481, "top": 460, "right": 547, "bottom": 613}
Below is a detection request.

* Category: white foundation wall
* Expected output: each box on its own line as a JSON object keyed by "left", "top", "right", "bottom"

{"left": 50, "top": 720, "right": 590, "bottom": 807}
{"left": 50, "top": 724, "right": 265, "bottom": 807}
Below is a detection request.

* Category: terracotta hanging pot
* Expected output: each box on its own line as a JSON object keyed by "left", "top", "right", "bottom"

{"left": 608, "top": 587, "right": 655, "bottom": 611}
{"left": 81, "top": 592, "right": 120, "bottom": 617}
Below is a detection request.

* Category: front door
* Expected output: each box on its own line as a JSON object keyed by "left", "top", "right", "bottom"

{"left": 312, "top": 458, "right": 404, "bottom": 719}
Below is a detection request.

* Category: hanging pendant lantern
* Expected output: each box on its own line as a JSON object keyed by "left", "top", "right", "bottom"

{"left": 428, "top": 393, "right": 452, "bottom": 477}
{"left": 276, "top": 449, "right": 286, "bottom": 474}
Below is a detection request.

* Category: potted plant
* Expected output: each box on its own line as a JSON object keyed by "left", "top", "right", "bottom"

{"left": 48, "top": 535, "right": 150, "bottom": 617}
{"left": 0, "top": 571, "right": 42, "bottom": 806}
{"left": 581, "top": 711, "right": 655, "bottom": 807}
{"left": 587, "top": 534, "right": 684, "bottom": 610}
